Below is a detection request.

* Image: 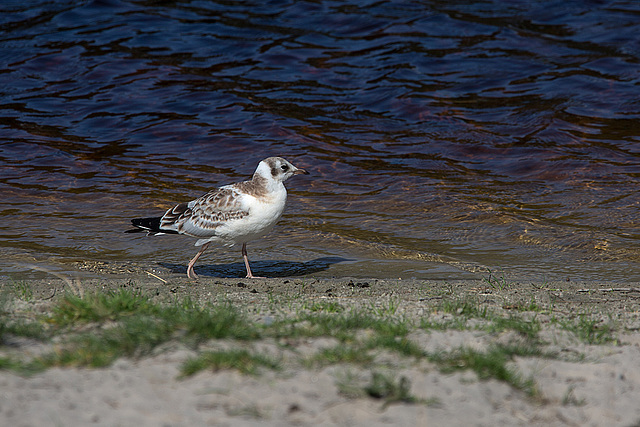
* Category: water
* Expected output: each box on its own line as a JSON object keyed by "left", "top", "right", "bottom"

{"left": 1, "top": 0, "right": 639, "bottom": 282}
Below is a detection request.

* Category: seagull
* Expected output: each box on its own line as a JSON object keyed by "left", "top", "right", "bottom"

{"left": 126, "top": 157, "right": 308, "bottom": 279}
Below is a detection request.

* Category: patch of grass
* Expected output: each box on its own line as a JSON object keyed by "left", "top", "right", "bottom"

{"left": 14, "top": 281, "right": 34, "bottom": 301}
{"left": 49, "top": 289, "right": 157, "bottom": 326}
{"left": 271, "top": 309, "right": 411, "bottom": 341}
{"left": 275, "top": 308, "right": 423, "bottom": 367}
{"left": 487, "top": 315, "right": 541, "bottom": 340}
{"left": 50, "top": 290, "right": 260, "bottom": 339}
{"left": 1, "top": 319, "right": 49, "bottom": 341}
{"left": 440, "top": 297, "right": 490, "bottom": 319}
{"left": 0, "top": 283, "right": 608, "bottom": 402}
{"left": 0, "top": 356, "right": 21, "bottom": 371}
{"left": 524, "top": 299, "right": 543, "bottom": 312}
{"left": 365, "top": 334, "right": 425, "bottom": 358}
{"left": 181, "top": 349, "right": 280, "bottom": 376}
{"left": 0, "top": 356, "right": 46, "bottom": 376}
{"left": 163, "top": 299, "right": 261, "bottom": 343}
{"left": 482, "top": 269, "right": 512, "bottom": 290}
{"left": 369, "top": 298, "right": 400, "bottom": 317}
{"left": 302, "top": 300, "right": 344, "bottom": 313}
{"left": 41, "top": 297, "right": 262, "bottom": 368}
{"left": 429, "top": 344, "right": 539, "bottom": 395}
{"left": 5, "top": 292, "right": 261, "bottom": 370}
{"left": 424, "top": 297, "right": 542, "bottom": 341}
{"left": 44, "top": 314, "right": 176, "bottom": 368}
{"left": 556, "top": 315, "right": 616, "bottom": 345}
{"left": 0, "top": 287, "right": 51, "bottom": 344}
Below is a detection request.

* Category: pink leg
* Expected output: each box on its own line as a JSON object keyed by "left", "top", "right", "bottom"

{"left": 242, "top": 243, "right": 264, "bottom": 279}
{"left": 187, "top": 243, "right": 209, "bottom": 279}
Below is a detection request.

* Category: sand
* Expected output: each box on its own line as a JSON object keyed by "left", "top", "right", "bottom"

{"left": 1, "top": 274, "right": 640, "bottom": 426}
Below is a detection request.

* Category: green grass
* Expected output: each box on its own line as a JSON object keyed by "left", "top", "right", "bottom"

{"left": 421, "top": 297, "right": 542, "bottom": 341}
{"left": 440, "top": 297, "right": 491, "bottom": 319}
{"left": 368, "top": 298, "right": 400, "bottom": 317}
{"left": 1, "top": 319, "right": 49, "bottom": 341}
{"left": 44, "top": 315, "right": 177, "bottom": 367}
{"left": 524, "top": 299, "right": 544, "bottom": 312}
{"left": 14, "top": 281, "right": 34, "bottom": 301}
{"left": 487, "top": 315, "right": 541, "bottom": 340}
{"left": 554, "top": 315, "right": 617, "bottom": 345}
{"left": 365, "top": 334, "right": 425, "bottom": 358}
{"left": 429, "top": 344, "right": 539, "bottom": 395}
{"left": 0, "top": 285, "right": 622, "bottom": 406}
{"left": 482, "top": 269, "right": 512, "bottom": 290}
{"left": 0, "top": 356, "right": 46, "bottom": 376}
{"left": 44, "top": 298, "right": 262, "bottom": 368}
{"left": 167, "top": 299, "right": 261, "bottom": 343}
{"left": 2, "top": 290, "right": 263, "bottom": 371}
{"left": 301, "top": 300, "right": 344, "bottom": 313}
{"left": 181, "top": 349, "right": 280, "bottom": 376}
{"left": 271, "top": 308, "right": 411, "bottom": 342}
{"left": 49, "top": 289, "right": 158, "bottom": 326}
{"left": 49, "top": 290, "right": 259, "bottom": 340}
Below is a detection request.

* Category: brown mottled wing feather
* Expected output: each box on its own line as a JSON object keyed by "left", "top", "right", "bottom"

{"left": 160, "top": 187, "right": 249, "bottom": 238}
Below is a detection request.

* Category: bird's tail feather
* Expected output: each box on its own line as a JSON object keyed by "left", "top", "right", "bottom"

{"left": 125, "top": 217, "right": 178, "bottom": 235}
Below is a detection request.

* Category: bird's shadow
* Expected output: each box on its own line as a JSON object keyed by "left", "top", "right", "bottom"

{"left": 158, "top": 256, "right": 349, "bottom": 278}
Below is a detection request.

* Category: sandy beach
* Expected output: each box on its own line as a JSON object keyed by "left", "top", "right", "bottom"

{"left": 1, "top": 273, "right": 640, "bottom": 426}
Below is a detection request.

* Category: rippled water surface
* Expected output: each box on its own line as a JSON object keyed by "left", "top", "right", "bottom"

{"left": 1, "top": 0, "right": 639, "bottom": 282}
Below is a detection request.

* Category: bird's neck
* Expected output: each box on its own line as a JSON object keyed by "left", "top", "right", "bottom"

{"left": 252, "top": 170, "right": 284, "bottom": 194}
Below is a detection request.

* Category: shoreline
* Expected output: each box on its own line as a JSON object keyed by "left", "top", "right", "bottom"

{"left": 1, "top": 275, "right": 640, "bottom": 426}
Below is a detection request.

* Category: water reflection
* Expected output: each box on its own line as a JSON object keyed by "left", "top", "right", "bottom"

{"left": 0, "top": 0, "right": 639, "bottom": 281}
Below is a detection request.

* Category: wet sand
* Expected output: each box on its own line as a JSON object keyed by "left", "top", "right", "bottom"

{"left": 1, "top": 273, "right": 640, "bottom": 426}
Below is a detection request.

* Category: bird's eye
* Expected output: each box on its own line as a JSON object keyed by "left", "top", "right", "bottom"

{"left": 281, "top": 164, "right": 289, "bottom": 171}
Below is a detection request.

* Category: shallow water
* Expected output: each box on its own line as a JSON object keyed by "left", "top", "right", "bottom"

{"left": 1, "top": 0, "right": 639, "bottom": 282}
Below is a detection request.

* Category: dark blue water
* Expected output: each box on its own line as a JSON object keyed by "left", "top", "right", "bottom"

{"left": 1, "top": 0, "right": 639, "bottom": 282}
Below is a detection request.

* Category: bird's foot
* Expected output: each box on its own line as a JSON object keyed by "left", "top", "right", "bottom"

{"left": 187, "top": 267, "right": 199, "bottom": 280}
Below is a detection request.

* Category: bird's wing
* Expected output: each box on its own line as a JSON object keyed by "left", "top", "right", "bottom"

{"left": 160, "top": 187, "right": 249, "bottom": 238}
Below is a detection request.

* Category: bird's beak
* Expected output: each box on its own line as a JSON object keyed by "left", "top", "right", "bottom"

{"left": 294, "top": 168, "right": 309, "bottom": 175}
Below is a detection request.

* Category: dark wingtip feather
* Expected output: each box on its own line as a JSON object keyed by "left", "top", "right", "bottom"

{"left": 125, "top": 217, "right": 178, "bottom": 235}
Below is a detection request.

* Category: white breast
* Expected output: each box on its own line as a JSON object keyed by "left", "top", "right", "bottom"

{"left": 196, "top": 184, "right": 288, "bottom": 247}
